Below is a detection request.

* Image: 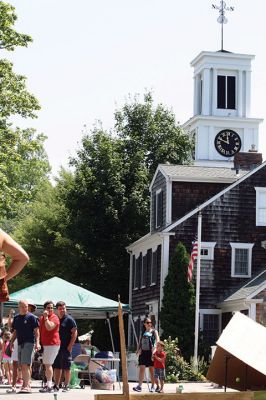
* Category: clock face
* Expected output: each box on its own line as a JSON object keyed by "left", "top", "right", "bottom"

{"left": 214, "top": 129, "right": 241, "bottom": 157}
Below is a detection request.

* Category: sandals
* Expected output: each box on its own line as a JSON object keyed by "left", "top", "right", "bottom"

{"left": 19, "top": 386, "right": 32, "bottom": 393}
{"left": 6, "top": 387, "right": 16, "bottom": 393}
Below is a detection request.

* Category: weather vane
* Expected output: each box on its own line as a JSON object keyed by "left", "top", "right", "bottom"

{"left": 212, "top": 1, "right": 234, "bottom": 51}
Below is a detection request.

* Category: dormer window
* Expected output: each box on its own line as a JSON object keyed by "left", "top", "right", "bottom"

{"left": 217, "top": 75, "right": 236, "bottom": 109}
{"left": 155, "top": 189, "right": 163, "bottom": 229}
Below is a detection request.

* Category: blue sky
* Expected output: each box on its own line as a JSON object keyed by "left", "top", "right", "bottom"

{"left": 6, "top": 0, "right": 266, "bottom": 176}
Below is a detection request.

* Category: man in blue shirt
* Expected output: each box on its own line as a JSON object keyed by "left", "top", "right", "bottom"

{"left": 10, "top": 299, "right": 40, "bottom": 393}
{"left": 53, "top": 301, "right": 77, "bottom": 392}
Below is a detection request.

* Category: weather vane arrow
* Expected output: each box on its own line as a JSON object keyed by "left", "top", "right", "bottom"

{"left": 212, "top": 1, "right": 234, "bottom": 51}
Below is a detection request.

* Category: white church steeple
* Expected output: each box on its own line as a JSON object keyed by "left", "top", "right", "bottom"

{"left": 183, "top": 50, "right": 263, "bottom": 167}
{"left": 183, "top": 1, "right": 263, "bottom": 168}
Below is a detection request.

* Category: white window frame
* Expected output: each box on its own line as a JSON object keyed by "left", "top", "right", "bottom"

{"left": 230, "top": 243, "right": 254, "bottom": 278}
{"left": 197, "top": 242, "right": 216, "bottom": 260}
{"left": 255, "top": 187, "right": 266, "bottom": 226}
{"left": 155, "top": 189, "right": 162, "bottom": 229}
{"left": 199, "top": 309, "right": 222, "bottom": 334}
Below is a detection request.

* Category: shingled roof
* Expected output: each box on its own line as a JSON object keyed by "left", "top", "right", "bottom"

{"left": 223, "top": 270, "right": 266, "bottom": 302}
{"left": 159, "top": 164, "right": 248, "bottom": 182}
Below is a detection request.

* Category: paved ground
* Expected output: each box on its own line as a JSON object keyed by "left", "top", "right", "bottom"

{"left": 0, "top": 381, "right": 236, "bottom": 399}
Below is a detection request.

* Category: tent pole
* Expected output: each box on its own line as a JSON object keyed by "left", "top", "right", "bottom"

{"left": 106, "top": 314, "right": 115, "bottom": 353}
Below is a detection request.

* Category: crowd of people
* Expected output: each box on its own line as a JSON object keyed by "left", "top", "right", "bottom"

{"left": 0, "top": 299, "right": 77, "bottom": 394}
{"left": 0, "top": 229, "right": 167, "bottom": 394}
{"left": 0, "top": 229, "right": 80, "bottom": 393}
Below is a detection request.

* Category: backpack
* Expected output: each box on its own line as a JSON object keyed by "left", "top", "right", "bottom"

{"left": 140, "top": 329, "right": 156, "bottom": 351}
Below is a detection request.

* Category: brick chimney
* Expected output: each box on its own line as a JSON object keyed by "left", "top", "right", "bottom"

{"left": 234, "top": 145, "right": 262, "bottom": 171}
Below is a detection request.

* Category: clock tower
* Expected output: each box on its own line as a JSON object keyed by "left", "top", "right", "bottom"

{"left": 183, "top": 50, "right": 263, "bottom": 167}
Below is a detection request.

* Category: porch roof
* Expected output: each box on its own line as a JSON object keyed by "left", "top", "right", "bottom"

{"left": 223, "top": 270, "right": 266, "bottom": 302}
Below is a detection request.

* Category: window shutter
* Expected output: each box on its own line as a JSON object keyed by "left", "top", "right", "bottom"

{"left": 227, "top": 76, "right": 235, "bottom": 109}
{"left": 151, "top": 250, "right": 158, "bottom": 284}
{"left": 147, "top": 249, "right": 152, "bottom": 286}
{"left": 132, "top": 255, "right": 136, "bottom": 289}
{"left": 142, "top": 255, "right": 147, "bottom": 287}
{"left": 153, "top": 194, "right": 157, "bottom": 230}
{"left": 217, "top": 75, "right": 226, "bottom": 108}
{"left": 157, "top": 191, "right": 163, "bottom": 228}
{"left": 135, "top": 255, "right": 141, "bottom": 289}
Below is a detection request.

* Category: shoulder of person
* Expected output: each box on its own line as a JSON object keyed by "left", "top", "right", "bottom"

{"left": 50, "top": 313, "right": 60, "bottom": 322}
{"left": 67, "top": 315, "right": 77, "bottom": 325}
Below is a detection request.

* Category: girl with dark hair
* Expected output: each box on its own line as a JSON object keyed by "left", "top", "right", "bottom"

{"left": 133, "top": 317, "right": 159, "bottom": 392}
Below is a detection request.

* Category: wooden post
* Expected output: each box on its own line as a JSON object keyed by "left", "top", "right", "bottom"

{"left": 118, "top": 295, "right": 129, "bottom": 399}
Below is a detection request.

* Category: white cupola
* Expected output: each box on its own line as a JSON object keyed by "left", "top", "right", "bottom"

{"left": 183, "top": 50, "right": 263, "bottom": 168}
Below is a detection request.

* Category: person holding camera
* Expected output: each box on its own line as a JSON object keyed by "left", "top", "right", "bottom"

{"left": 39, "top": 301, "right": 60, "bottom": 393}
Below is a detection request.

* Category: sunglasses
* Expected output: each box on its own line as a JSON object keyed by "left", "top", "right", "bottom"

{"left": 146, "top": 321, "right": 152, "bottom": 324}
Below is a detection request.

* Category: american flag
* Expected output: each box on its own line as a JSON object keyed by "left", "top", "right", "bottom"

{"left": 187, "top": 239, "right": 198, "bottom": 282}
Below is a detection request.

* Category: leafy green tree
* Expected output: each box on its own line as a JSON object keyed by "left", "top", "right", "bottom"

{"left": 11, "top": 170, "right": 76, "bottom": 292}
{"left": 0, "top": 1, "right": 48, "bottom": 221}
{"left": 0, "top": 2, "right": 32, "bottom": 51}
{"left": 0, "top": 2, "right": 40, "bottom": 123}
{"left": 0, "top": 127, "right": 50, "bottom": 221}
{"left": 13, "top": 93, "right": 193, "bottom": 302}
{"left": 160, "top": 242, "right": 195, "bottom": 360}
{"left": 65, "top": 93, "right": 193, "bottom": 300}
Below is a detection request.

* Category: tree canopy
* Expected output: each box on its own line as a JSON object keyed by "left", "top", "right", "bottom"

{"left": 0, "top": 1, "right": 49, "bottom": 222}
{"left": 15, "top": 93, "right": 193, "bottom": 299}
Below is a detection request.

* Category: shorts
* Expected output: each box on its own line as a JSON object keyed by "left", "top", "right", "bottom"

{"left": 154, "top": 368, "right": 165, "bottom": 380}
{"left": 2, "top": 357, "right": 12, "bottom": 364}
{"left": 138, "top": 350, "right": 153, "bottom": 367}
{"left": 42, "top": 345, "right": 60, "bottom": 365}
{"left": 18, "top": 342, "right": 34, "bottom": 365}
{"left": 11, "top": 339, "right": 18, "bottom": 362}
{"left": 53, "top": 348, "right": 72, "bottom": 370}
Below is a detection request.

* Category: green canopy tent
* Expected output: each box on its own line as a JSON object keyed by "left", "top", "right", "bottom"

{"left": 4, "top": 276, "right": 130, "bottom": 319}
{"left": 3, "top": 277, "right": 130, "bottom": 353}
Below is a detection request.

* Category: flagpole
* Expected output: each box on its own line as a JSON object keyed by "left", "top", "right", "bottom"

{"left": 193, "top": 210, "right": 202, "bottom": 370}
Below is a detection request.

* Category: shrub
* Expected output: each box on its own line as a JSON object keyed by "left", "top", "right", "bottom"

{"left": 164, "top": 337, "right": 207, "bottom": 382}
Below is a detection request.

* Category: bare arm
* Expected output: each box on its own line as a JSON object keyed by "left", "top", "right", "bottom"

{"left": 0, "top": 230, "right": 29, "bottom": 280}
{"left": 7, "top": 309, "right": 15, "bottom": 328}
{"left": 67, "top": 327, "right": 77, "bottom": 353}
{"left": 34, "top": 327, "right": 40, "bottom": 350}
{"left": 10, "top": 330, "right": 17, "bottom": 351}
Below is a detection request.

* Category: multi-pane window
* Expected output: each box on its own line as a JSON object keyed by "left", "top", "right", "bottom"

{"left": 235, "top": 248, "right": 249, "bottom": 275}
{"left": 255, "top": 187, "right": 266, "bottom": 226}
{"left": 198, "top": 242, "right": 216, "bottom": 260}
{"left": 202, "top": 314, "right": 219, "bottom": 346}
{"left": 230, "top": 243, "right": 254, "bottom": 277}
{"left": 217, "top": 75, "right": 236, "bottom": 109}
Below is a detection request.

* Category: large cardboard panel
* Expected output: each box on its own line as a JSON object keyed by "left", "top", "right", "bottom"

{"left": 207, "top": 346, "right": 266, "bottom": 391}
{"left": 207, "top": 313, "right": 266, "bottom": 391}
{"left": 216, "top": 313, "right": 266, "bottom": 376}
